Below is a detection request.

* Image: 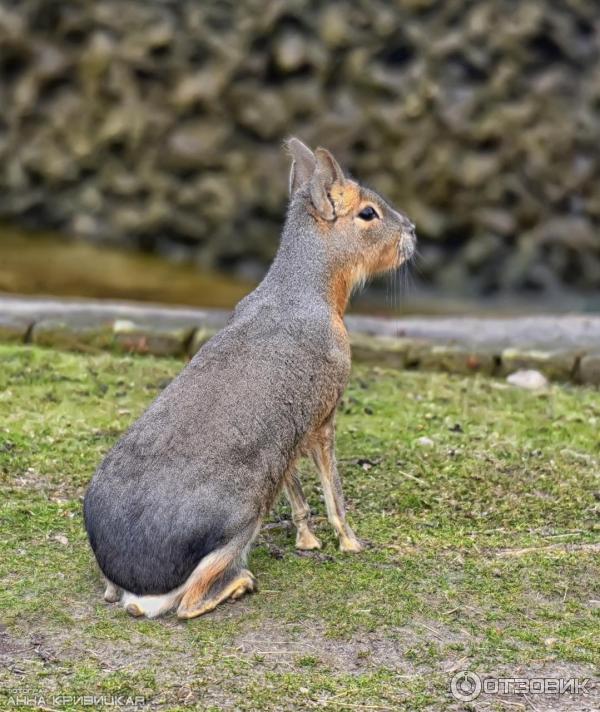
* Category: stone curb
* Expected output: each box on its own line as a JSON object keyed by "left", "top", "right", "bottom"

{"left": 1, "top": 296, "right": 599, "bottom": 385}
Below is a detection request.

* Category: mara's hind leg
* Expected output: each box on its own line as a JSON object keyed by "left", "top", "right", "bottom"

{"left": 104, "top": 579, "right": 122, "bottom": 603}
{"left": 177, "top": 523, "right": 259, "bottom": 620}
{"left": 177, "top": 566, "right": 256, "bottom": 620}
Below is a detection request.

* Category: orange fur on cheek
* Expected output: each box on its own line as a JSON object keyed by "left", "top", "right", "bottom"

{"left": 376, "top": 243, "right": 400, "bottom": 273}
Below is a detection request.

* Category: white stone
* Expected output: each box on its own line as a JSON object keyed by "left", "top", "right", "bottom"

{"left": 506, "top": 369, "right": 548, "bottom": 390}
{"left": 415, "top": 436, "right": 434, "bottom": 447}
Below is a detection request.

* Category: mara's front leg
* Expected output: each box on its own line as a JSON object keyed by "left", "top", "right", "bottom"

{"left": 310, "top": 418, "right": 363, "bottom": 553}
{"left": 283, "top": 469, "right": 322, "bottom": 550}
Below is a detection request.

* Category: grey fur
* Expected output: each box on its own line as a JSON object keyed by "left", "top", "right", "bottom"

{"left": 287, "top": 137, "right": 316, "bottom": 196}
{"left": 84, "top": 138, "right": 416, "bottom": 613}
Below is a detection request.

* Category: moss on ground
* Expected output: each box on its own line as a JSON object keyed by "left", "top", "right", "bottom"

{"left": 0, "top": 344, "right": 598, "bottom": 711}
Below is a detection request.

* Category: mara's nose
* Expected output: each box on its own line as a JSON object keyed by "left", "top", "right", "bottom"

{"left": 402, "top": 217, "right": 416, "bottom": 238}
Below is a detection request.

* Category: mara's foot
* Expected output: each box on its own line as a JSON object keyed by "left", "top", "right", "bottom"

{"left": 125, "top": 602, "right": 144, "bottom": 617}
{"left": 177, "top": 569, "right": 256, "bottom": 620}
{"left": 103, "top": 580, "right": 122, "bottom": 603}
{"left": 295, "top": 529, "right": 322, "bottom": 550}
{"left": 339, "top": 535, "right": 364, "bottom": 553}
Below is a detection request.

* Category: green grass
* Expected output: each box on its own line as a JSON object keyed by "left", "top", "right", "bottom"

{"left": 0, "top": 344, "right": 598, "bottom": 711}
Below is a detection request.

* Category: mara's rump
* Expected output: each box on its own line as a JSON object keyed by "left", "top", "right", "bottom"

{"left": 84, "top": 482, "right": 231, "bottom": 595}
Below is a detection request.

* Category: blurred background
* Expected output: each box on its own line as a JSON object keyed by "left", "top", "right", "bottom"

{"left": 0, "top": 0, "right": 599, "bottom": 314}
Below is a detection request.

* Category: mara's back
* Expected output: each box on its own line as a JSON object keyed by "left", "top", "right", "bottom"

{"left": 84, "top": 295, "right": 348, "bottom": 596}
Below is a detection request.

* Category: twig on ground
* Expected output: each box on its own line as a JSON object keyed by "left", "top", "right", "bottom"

{"left": 319, "top": 701, "right": 396, "bottom": 711}
{"left": 415, "top": 622, "right": 443, "bottom": 640}
{"left": 263, "top": 521, "right": 292, "bottom": 530}
{"left": 495, "top": 542, "right": 600, "bottom": 558}
{"left": 522, "top": 693, "right": 540, "bottom": 712}
{"left": 397, "top": 469, "right": 426, "bottom": 486}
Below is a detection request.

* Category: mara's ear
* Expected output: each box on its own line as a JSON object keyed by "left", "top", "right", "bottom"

{"left": 286, "top": 137, "right": 316, "bottom": 196}
{"left": 310, "top": 147, "right": 346, "bottom": 221}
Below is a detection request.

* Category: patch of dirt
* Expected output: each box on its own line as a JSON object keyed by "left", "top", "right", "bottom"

{"left": 0, "top": 623, "right": 60, "bottom": 678}
{"left": 2, "top": 593, "right": 597, "bottom": 711}
{"left": 0, "top": 624, "right": 29, "bottom": 659}
{"left": 221, "top": 614, "right": 475, "bottom": 677}
{"left": 0, "top": 614, "right": 198, "bottom": 706}
{"left": 448, "top": 663, "right": 599, "bottom": 711}
{"left": 4, "top": 469, "right": 84, "bottom": 501}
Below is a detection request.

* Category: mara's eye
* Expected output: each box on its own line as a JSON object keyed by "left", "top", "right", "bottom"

{"left": 358, "top": 206, "right": 379, "bottom": 221}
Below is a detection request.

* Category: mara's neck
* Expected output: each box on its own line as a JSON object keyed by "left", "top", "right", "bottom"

{"left": 328, "top": 269, "right": 355, "bottom": 317}
{"left": 259, "top": 207, "right": 354, "bottom": 320}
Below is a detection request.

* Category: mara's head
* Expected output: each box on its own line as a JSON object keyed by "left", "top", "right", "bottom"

{"left": 286, "top": 137, "right": 416, "bottom": 292}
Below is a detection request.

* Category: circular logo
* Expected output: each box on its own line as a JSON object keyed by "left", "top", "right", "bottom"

{"left": 450, "top": 671, "right": 482, "bottom": 702}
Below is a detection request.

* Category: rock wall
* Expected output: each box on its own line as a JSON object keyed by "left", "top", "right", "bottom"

{"left": 1, "top": 0, "right": 599, "bottom": 295}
